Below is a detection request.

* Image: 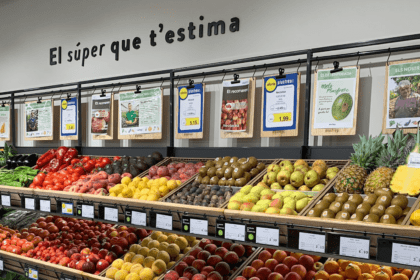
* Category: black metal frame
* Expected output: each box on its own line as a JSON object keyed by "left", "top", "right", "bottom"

{"left": 3, "top": 33, "right": 420, "bottom": 158}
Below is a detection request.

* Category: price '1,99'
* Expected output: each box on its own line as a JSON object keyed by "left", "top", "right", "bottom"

{"left": 273, "top": 113, "right": 292, "bottom": 122}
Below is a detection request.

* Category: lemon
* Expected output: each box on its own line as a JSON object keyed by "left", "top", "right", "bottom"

{"left": 126, "top": 273, "right": 140, "bottom": 280}
{"left": 139, "top": 195, "right": 148, "bottom": 200}
{"left": 147, "top": 194, "right": 159, "bottom": 201}
{"left": 140, "top": 188, "right": 150, "bottom": 195}
{"left": 167, "top": 180, "right": 177, "bottom": 190}
{"left": 159, "top": 177, "right": 168, "bottom": 185}
{"left": 110, "top": 193, "right": 117, "bottom": 197}
{"left": 176, "top": 180, "right": 182, "bottom": 186}
{"left": 115, "top": 270, "right": 129, "bottom": 280}
{"left": 138, "top": 181, "right": 147, "bottom": 189}
{"left": 142, "top": 177, "right": 149, "bottom": 183}
{"left": 121, "top": 177, "right": 132, "bottom": 185}
{"left": 110, "top": 184, "right": 123, "bottom": 194}
{"left": 118, "top": 193, "right": 124, "bottom": 198}
{"left": 122, "top": 188, "right": 134, "bottom": 198}
{"left": 112, "top": 259, "right": 124, "bottom": 269}
{"left": 147, "top": 180, "right": 153, "bottom": 187}
{"left": 159, "top": 186, "right": 169, "bottom": 196}
{"left": 128, "top": 182, "right": 137, "bottom": 189}
{"left": 410, "top": 209, "right": 420, "bottom": 226}
{"left": 106, "top": 267, "right": 119, "bottom": 278}
{"left": 133, "top": 177, "right": 141, "bottom": 183}
{"left": 139, "top": 268, "right": 154, "bottom": 280}
{"left": 122, "top": 262, "right": 134, "bottom": 271}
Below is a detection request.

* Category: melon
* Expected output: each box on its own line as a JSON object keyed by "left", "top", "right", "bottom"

{"left": 331, "top": 93, "right": 353, "bottom": 121}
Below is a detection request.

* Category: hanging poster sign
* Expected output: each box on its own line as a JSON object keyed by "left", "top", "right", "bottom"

{"left": 176, "top": 83, "right": 204, "bottom": 139}
{"left": 0, "top": 105, "right": 10, "bottom": 141}
{"left": 118, "top": 87, "right": 162, "bottom": 139}
{"left": 383, "top": 59, "right": 420, "bottom": 134}
{"left": 24, "top": 100, "right": 53, "bottom": 141}
{"left": 220, "top": 77, "right": 255, "bottom": 138}
{"left": 60, "top": 97, "right": 78, "bottom": 140}
{"left": 311, "top": 66, "right": 359, "bottom": 136}
{"left": 261, "top": 73, "right": 300, "bottom": 137}
{"left": 92, "top": 93, "right": 114, "bottom": 140}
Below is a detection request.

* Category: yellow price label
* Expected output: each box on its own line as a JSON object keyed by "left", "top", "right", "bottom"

{"left": 66, "top": 124, "right": 75, "bottom": 130}
{"left": 273, "top": 113, "right": 292, "bottom": 122}
{"left": 185, "top": 118, "right": 199, "bottom": 126}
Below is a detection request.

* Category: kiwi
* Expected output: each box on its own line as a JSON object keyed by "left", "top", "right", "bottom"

{"left": 216, "top": 167, "right": 226, "bottom": 178}
{"left": 222, "top": 156, "right": 231, "bottom": 162}
{"left": 226, "top": 178, "right": 236, "bottom": 186}
{"left": 374, "top": 188, "right": 394, "bottom": 198}
{"left": 214, "top": 161, "right": 224, "bottom": 169}
{"left": 243, "top": 172, "right": 251, "bottom": 182}
{"left": 207, "top": 167, "right": 217, "bottom": 178}
{"left": 195, "top": 175, "right": 203, "bottom": 184}
{"left": 205, "top": 160, "right": 215, "bottom": 168}
{"left": 348, "top": 194, "right": 363, "bottom": 205}
{"left": 199, "top": 167, "right": 209, "bottom": 177}
{"left": 201, "top": 176, "right": 210, "bottom": 185}
{"left": 397, "top": 216, "right": 406, "bottom": 225}
{"left": 241, "top": 162, "right": 252, "bottom": 172}
{"left": 376, "top": 195, "right": 392, "bottom": 207}
{"left": 385, "top": 205, "right": 403, "bottom": 219}
{"left": 218, "top": 178, "right": 227, "bottom": 186}
{"left": 380, "top": 214, "right": 397, "bottom": 224}
{"left": 231, "top": 162, "right": 241, "bottom": 169}
{"left": 363, "top": 194, "right": 378, "bottom": 205}
{"left": 250, "top": 168, "right": 259, "bottom": 177}
{"left": 224, "top": 167, "right": 234, "bottom": 179}
{"left": 214, "top": 157, "right": 223, "bottom": 162}
{"left": 335, "top": 193, "right": 349, "bottom": 203}
{"left": 307, "top": 208, "right": 322, "bottom": 217}
{"left": 314, "top": 200, "right": 330, "bottom": 212}
{"left": 329, "top": 201, "right": 343, "bottom": 214}
{"left": 323, "top": 193, "right": 337, "bottom": 204}
{"left": 363, "top": 214, "right": 380, "bottom": 223}
{"left": 350, "top": 212, "right": 365, "bottom": 221}
{"left": 321, "top": 209, "right": 336, "bottom": 219}
{"left": 248, "top": 157, "right": 258, "bottom": 168}
{"left": 403, "top": 207, "right": 411, "bottom": 216}
{"left": 370, "top": 204, "right": 385, "bottom": 216}
{"left": 355, "top": 203, "right": 371, "bottom": 216}
{"left": 256, "top": 162, "right": 266, "bottom": 172}
{"left": 342, "top": 201, "right": 357, "bottom": 214}
{"left": 335, "top": 211, "right": 351, "bottom": 220}
{"left": 391, "top": 195, "right": 409, "bottom": 209}
{"left": 238, "top": 158, "right": 247, "bottom": 164}
{"left": 232, "top": 167, "right": 245, "bottom": 180}
{"left": 210, "top": 176, "right": 219, "bottom": 185}
{"left": 229, "top": 157, "right": 239, "bottom": 164}
{"left": 235, "top": 178, "right": 247, "bottom": 187}
{"left": 223, "top": 161, "right": 231, "bottom": 168}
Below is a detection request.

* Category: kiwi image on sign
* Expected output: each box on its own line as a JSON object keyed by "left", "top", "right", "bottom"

{"left": 331, "top": 93, "right": 353, "bottom": 121}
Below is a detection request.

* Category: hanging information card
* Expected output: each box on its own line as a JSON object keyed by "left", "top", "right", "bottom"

{"left": 24, "top": 100, "right": 53, "bottom": 140}
{"left": 176, "top": 83, "right": 205, "bottom": 139}
{"left": 261, "top": 73, "right": 300, "bottom": 137}
{"left": 118, "top": 87, "right": 162, "bottom": 139}
{"left": 91, "top": 93, "right": 114, "bottom": 140}
{"left": 0, "top": 105, "right": 10, "bottom": 140}
{"left": 383, "top": 59, "right": 420, "bottom": 134}
{"left": 312, "top": 66, "right": 359, "bottom": 136}
{"left": 220, "top": 78, "right": 255, "bottom": 138}
{"left": 60, "top": 97, "right": 78, "bottom": 140}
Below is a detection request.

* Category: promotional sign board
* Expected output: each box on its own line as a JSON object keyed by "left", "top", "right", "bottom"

{"left": 60, "top": 97, "right": 78, "bottom": 140}
{"left": 0, "top": 105, "right": 10, "bottom": 141}
{"left": 92, "top": 93, "right": 114, "bottom": 140}
{"left": 176, "top": 83, "right": 204, "bottom": 139}
{"left": 24, "top": 100, "right": 53, "bottom": 141}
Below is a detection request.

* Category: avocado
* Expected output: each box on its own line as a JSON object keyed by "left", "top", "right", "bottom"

{"left": 135, "top": 162, "right": 148, "bottom": 172}
{"left": 151, "top": 151, "right": 163, "bottom": 162}
{"left": 144, "top": 157, "right": 154, "bottom": 167}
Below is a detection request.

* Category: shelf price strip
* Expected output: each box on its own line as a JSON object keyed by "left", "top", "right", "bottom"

{"left": 0, "top": 194, "right": 10, "bottom": 207}
{"left": 39, "top": 198, "right": 51, "bottom": 212}
{"left": 377, "top": 238, "right": 420, "bottom": 266}
{"left": 25, "top": 265, "right": 38, "bottom": 280}
{"left": 125, "top": 208, "right": 147, "bottom": 226}
{"left": 182, "top": 215, "right": 208, "bottom": 236}
{"left": 216, "top": 220, "right": 245, "bottom": 242}
{"left": 150, "top": 211, "right": 173, "bottom": 231}
{"left": 246, "top": 224, "right": 280, "bottom": 246}
{"left": 326, "top": 233, "right": 370, "bottom": 259}
{"left": 57, "top": 199, "right": 73, "bottom": 215}
{"left": 76, "top": 202, "right": 94, "bottom": 219}
{"left": 288, "top": 228, "right": 326, "bottom": 253}
{"left": 24, "top": 197, "right": 35, "bottom": 210}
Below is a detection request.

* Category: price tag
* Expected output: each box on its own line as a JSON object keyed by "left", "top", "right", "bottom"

{"left": 61, "top": 202, "right": 73, "bottom": 215}
{"left": 82, "top": 205, "right": 94, "bottom": 219}
{"left": 185, "top": 117, "right": 199, "bottom": 126}
{"left": 273, "top": 112, "right": 292, "bottom": 122}
{"left": 299, "top": 232, "right": 326, "bottom": 253}
{"left": 27, "top": 267, "right": 38, "bottom": 280}
{"left": 256, "top": 227, "right": 280, "bottom": 246}
{"left": 65, "top": 124, "right": 75, "bottom": 130}
{"left": 391, "top": 242, "right": 420, "bottom": 266}
{"left": 25, "top": 197, "right": 35, "bottom": 210}
{"left": 216, "top": 220, "right": 246, "bottom": 241}
{"left": 39, "top": 199, "right": 51, "bottom": 212}
{"left": 156, "top": 214, "right": 172, "bottom": 230}
{"left": 131, "top": 211, "right": 147, "bottom": 226}
{"left": 182, "top": 216, "right": 208, "bottom": 236}
{"left": 104, "top": 207, "right": 118, "bottom": 222}
{"left": 340, "top": 236, "right": 370, "bottom": 259}
{"left": 1, "top": 195, "right": 10, "bottom": 207}
{"left": 408, "top": 153, "right": 420, "bottom": 168}
{"left": 0, "top": 256, "right": 3, "bottom": 271}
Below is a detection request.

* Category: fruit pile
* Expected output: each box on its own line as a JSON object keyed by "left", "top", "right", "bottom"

{"left": 147, "top": 161, "right": 204, "bottom": 182}
{"left": 228, "top": 186, "right": 313, "bottom": 215}
{"left": 63, "top": 171, "right": 122, "bottom": 195}
{"left": 317, "top": 259, "right": 412, "bottom": 280}
{"left": 235, "top": 249, "right": 323, "bottom": 280}
{"left": 101, "top": 152, "right": 163, "bottom": 178}
{"left": 164, "top": 182, "right": 237, "bottom": 207}
{"left": 163, "top": 238, "right": 254, "bottom": 280}
{"left": 109, "top": 176, "right": 181, "bottom": 201}
{"left": 106, "top": 231, "right": 199, "bottom": 280}
{"left": 197, "top": 157, "right": 265, "bottom": 187}
{"left": 262, "top": 160, "right": 338, "bottom": 192}
{"left": 307, "top": 188, "right": 411, "bottom": 224}
{"left": 2, "top": 216, "right": 150, "bottom": 275}
{"left": 34, "top": 147, "right": 79, "bottom": 172}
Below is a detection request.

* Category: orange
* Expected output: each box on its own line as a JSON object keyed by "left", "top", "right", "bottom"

{"left": 400, "top": 270, "right": 413, "bottom": 279}
{"left": 339, "top": 271, "right": 347, "bottom": 278}
{"left": 358, "top": 263, "right": 371, "bottom": 274}
{"left": 339, "top": 260, "right": 352, "bottom": 271}
{"left": 315, "top": 271, "right": 330, "bottom": 280}
{"left": 391, "top": 274, "right": 409, "bottom": 280}
{"left": 380, "top": 267, "right": 393, "bottom": 278}
{"left": 374, "top": 272, "right": 390, "bottom": 280}
{"left": 345, "top": 263, "right": 362, "bottom": 279}
{"left": 330, "top": 274, "right": 344, "bottom": 280}
{"left": 393, "top": 268, "right": 404, "bottom": 273}
{"left": 358, "top": 273, "right": 374, "bottom": 280}
{"left": 325, "top": 261, "right": 340, "bottom": 274}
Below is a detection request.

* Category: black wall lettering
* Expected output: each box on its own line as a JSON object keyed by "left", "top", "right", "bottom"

{"left": 177, "top": 28, "right": 185, "bottom": 42}
{"left": 67, "top": 51, "right": 73, "bottom": 62}
{"left": 74, "top": 49, "right": 81, "bottom": 61}
{"left": 165, "top": 30, "right": 175, "bottom": 43}
{"left": 150, "top": 30, "right": 157, "bottom": 46}
{"left": 230, "top": 17, "right": 240, "bottom": 32}
{"left": 91, "top": 46, "right": 98, "bottom": 57}
{"left": 133, "top": 37, "right": 141, "bottom": 49}
{"left": 199, "top": 16, "right": 204, "bottom": 38}
{"left": 50, "top": 48, "right": 57, "bottom": 66}
{"left": 188, "top": 22, "right": 196, "bottom": 39}
{"left": 208, "top": 20, "right": 225, "bottom": 36}
{"left": 111, "top": 41, "right": 120, "bottom": 61}
{"left": 82, "top": 48, "right": 89, "bottom": 66}
{"left": 58, "top": 47, "right": 62, "bottom": 63}
{"left": 99, "top": 44, "right": 105, "bottom": 55}
{"left": 122, "top": 39, "right": 130, "bottom": 51}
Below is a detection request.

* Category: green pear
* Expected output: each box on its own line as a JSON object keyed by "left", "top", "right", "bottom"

{"left": 261, "top": 189, "right": 275, "bottom": 196}
{"left": 267, "top": 171, "right": 277, "bottom": 185}
{"left": 326, "top": 172, "right": 337, "bottom": 180}
{"left": 298, "top": 185, "right": 311, "bottom": 191}
{"left": 296, "top": 197, "right": 310, "bottom": 212}
{"left": 295, "top": 165, "right": 309, "bottom": 174}
{"left": 312, "top": 184, "right": 325, "bottom": 192}
{"left": 279, "top": 160, "right": 293, "bottom": 169}
{"left": 270, "top": 183, "right": 282, "bottom": 190}
{"left": 284, "top": 184, "right": 296, "bottom": 190}
{"left": 277, "top": 170, "right": 291, "bottom": 186}
{"left": 293, "top": 192, "right": 307, "bottom": 201}
{"left": 327, "top": 167, "right": 339, "bottom": 174}
{"left": 280, "top": 207, "right": 295, "bottom": 215}
{"left": 284, "top": 200, "right": 296, "bottom": 210}
{"left": 240, "top": 185, "right": 253, "bottom": 194}
{"left": 280, "top": 191, "right": 294, "bottom": 197}
{"left": 262, "top": 174, "right": 268, "bottom": 184}
{"left": 281, "top": 165, "right": 294, "bottom": 173}
{"left": 272, "top": 193, "right": 282, "bottom": 200}
{"left": 243, "top": 193, "right": 259, "bottom": 203}
{"left": 267, "top": 164, "right": 279, "bottom": 173}
{"left": 272, "top": 165, "right": 281, "bottom": 174}
{"left": 290, "top": 171, "right": 304, "bottom": 187}
{"left": 304, "top": 170, "right": 319, "bottom": 188}
{"left": 251, "top": 205, "right": 266, "bottom": 212}
{"left": 284, "top": 196, "right": 294, "bottom": 204}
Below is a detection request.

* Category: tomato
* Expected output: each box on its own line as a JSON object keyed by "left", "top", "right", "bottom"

{"left": 70, "top": 159, "right": 80, "bottom": 165}
{"left": 74, "top": 167, "right": 85, "bottom": 175}
{"left": 113, "top": 156, "right": 121, "bottom": 161}
{"left": 43, "top": 180, "right": 53, "bottom": 187}
{"left": 81, "top": 156, "right": 91, "bottom": 164}
{"left": 33, "top": 174, "right": 44, "bottom": 185}
{"left": 29, "top": 183, "right": 36, "bottom": 189}
{"left": 83, "top": 160, "right": 95, "bottom": 172}
{"left": 63, "top": 179, "right": 72, "bottom": 187}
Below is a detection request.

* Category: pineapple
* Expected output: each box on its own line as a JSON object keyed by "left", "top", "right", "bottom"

{"left": 335, "top": 134, "right": 384, "bottom": 194}
{"left": 364, "top": 127, "right": 408, "bottom": 194}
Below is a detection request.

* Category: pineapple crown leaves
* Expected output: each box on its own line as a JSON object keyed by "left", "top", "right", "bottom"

{"left": 350, "top": 133, "right": 385, "bottom": 170}
{"left": 376, "top": 127, "right": 409, "bottom": 168}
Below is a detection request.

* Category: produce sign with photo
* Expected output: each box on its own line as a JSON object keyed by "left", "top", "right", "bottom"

{"left": 60, "top": 97, "right": 77, "bottom": 138}
{"left": 119, "top": 87, "right": 162, "bottom": 137}
{"left": 177, "top": 83, "right": 204, "bottom": 134}
{"left": 262, "top": 73, "right": 300, "bottom": 137}
{"left": 221, "top": 79, "right": 249, "bottom": 132}
{"left": 25, "top": 100, "right": 53, "bottom": 139}
{"left": 312, "top": 66, "right": 359, "bottom": 135}
{"left": 91, "top": 93, "right": 111, "bottom": 134}
{"left": 384, "top": 59, "right": 420, "bottom": 133}
{"left": 0, "top": 105, "right": 10, "bottom": 140}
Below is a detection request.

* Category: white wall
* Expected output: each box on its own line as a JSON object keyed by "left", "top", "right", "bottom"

{"left": 1, "top": 0, "right": 420, "bottom": 149}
